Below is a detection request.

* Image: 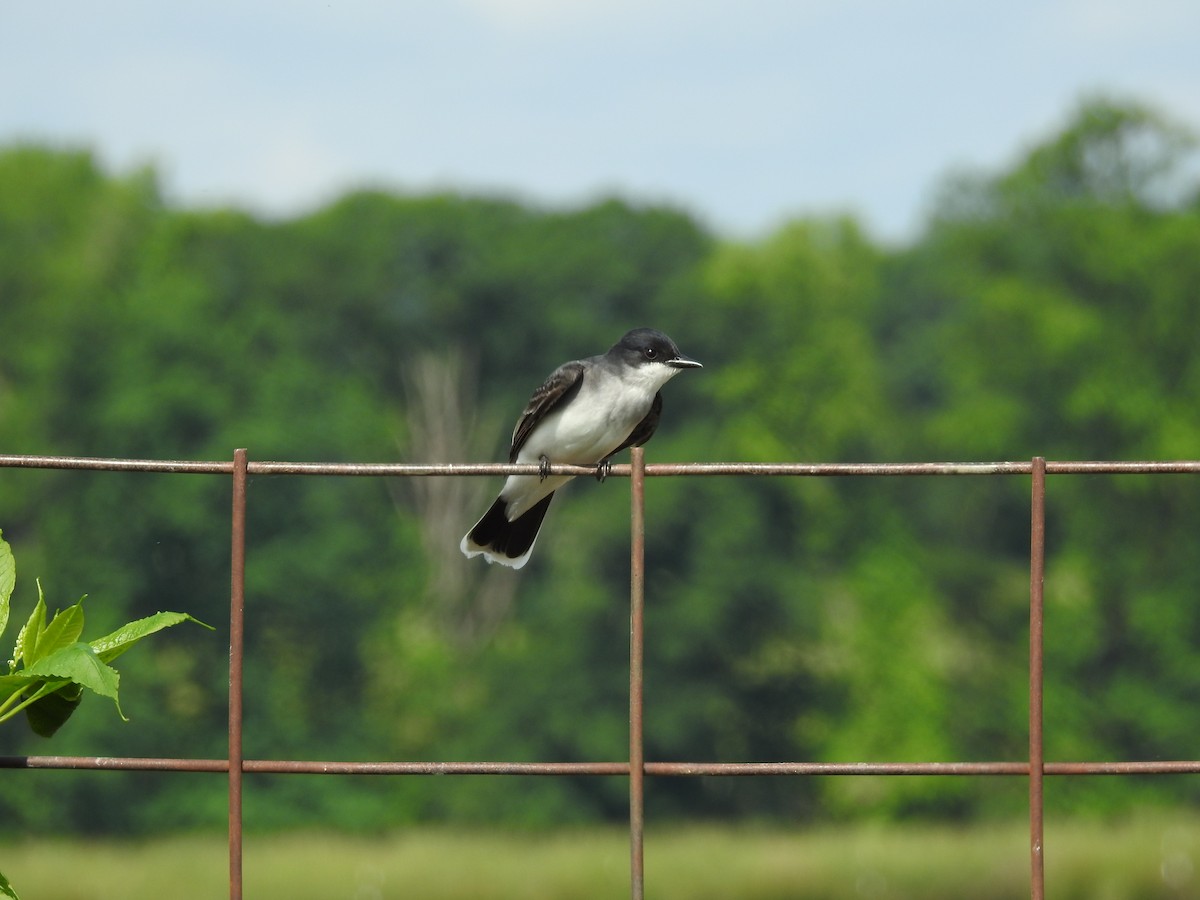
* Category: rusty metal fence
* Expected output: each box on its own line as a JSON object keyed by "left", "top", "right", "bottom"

{"left": 4, "top": 449, "right": 1200, "bottom": 899}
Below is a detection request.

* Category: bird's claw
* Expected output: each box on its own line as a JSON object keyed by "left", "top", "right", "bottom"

{"left": 538, "top": 455, "right": 551, "bottom": 481}
{"left": 595, "top": 459, "right": 613, "bottom": 482}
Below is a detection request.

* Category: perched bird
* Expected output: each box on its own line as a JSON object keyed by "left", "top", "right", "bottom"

{"left": 461, "top": 328, "right": 702, "bottom": 568}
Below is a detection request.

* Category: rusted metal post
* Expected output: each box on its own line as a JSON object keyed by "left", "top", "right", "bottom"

{"left": 1029, "top": 457, "right": 1046, "bottom": 900}
{"left": 629, "top": 446, "right": 647, "bottom": 900}
{"left": 229, "top": 449, "right": 248, "bottom": 900}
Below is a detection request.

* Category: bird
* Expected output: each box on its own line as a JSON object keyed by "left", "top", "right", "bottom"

{"left": 460, "top": 328, "right": 702, "bottom": 568}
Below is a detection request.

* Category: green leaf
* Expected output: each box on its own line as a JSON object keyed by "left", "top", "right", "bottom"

{"left": 0, "top": 866, "right": 21, "bottom": 900}
{"left": 19, "top": 643, "right": 124, "bottom": 727}
{"left": 0, "top": 531, "right": 13, "bottom": 644}
{"left": 11, "top": 581, "right": 47, "bottom": 669}
{"left": 90, "top": 610, "right": 213, "bottom": 664}
{"left": 25, "top": 643, "right": 121, "bottom": 704}
{"left": 34, "top": 599, "right": 86, "bottom": 661}
{"left": 24, "top": 683, "right": 84, "bottom": 738}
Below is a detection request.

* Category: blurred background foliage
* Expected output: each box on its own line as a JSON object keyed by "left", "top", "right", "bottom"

{"left": 1, "top": 96, "right": 1199, "bottom": 833}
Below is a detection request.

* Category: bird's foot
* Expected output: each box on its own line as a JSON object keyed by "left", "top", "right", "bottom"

{"left": 594, "top": 459, "right": 613, "bottom": 482}
{"left": 538, "top": 455, "right": 551, "bottom": 481}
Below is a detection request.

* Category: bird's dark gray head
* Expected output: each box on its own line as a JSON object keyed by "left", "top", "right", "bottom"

{"left": 611, "top": 328, "right": 702, "bottom": 370}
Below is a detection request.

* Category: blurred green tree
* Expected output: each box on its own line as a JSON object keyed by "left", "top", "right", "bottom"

{"left": 1, "top": 95, "right": 1198, "bottom": 830}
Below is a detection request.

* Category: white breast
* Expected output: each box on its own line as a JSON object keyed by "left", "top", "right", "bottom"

{"left": 519, "top": 361, "right": 675, "bottom": 465}
{"left": 498, "top": 360, "right": 681, "bottom": 519}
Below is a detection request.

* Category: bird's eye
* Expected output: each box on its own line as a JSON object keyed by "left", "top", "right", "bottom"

{"left": 644, "top": 347, "right": 657, "bottom": 359}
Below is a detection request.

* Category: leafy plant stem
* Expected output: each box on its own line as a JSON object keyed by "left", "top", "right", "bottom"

{"left": 0, "top": 680, "right": 68, "bottom": 724}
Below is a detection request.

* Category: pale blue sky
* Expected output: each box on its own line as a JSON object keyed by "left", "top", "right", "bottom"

{"left": 4, "top": 0, "right": 1198, "bottom": 241}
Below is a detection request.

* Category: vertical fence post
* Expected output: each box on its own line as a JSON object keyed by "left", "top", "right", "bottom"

{"left": 1029, "top": 456, "right": 1046, "bottom": 900}
{"left": 629, "top": 446, "right": 647, "bottom": 900}
{"left": 229, "top": 449, "right": 248, "bottom": 900}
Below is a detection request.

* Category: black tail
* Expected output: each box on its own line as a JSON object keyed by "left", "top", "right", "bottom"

{"left": 461, "top": 493, "right": 555, "bottom": 568}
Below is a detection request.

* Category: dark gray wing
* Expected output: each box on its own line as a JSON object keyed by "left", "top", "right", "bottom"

{"left": 607, "top": 391, "right": 663, "bottom": 459}
{"left": 508, "top": 361, "right": 587, "bottom": 461}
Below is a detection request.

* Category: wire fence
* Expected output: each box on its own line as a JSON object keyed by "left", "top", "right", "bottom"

{"left": 4, "top": 449, "right": 1200, "bottom": 899}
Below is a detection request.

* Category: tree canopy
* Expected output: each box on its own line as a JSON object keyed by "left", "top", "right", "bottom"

{"left": 1, "top": 97, "right": 1198, "bottom": 832}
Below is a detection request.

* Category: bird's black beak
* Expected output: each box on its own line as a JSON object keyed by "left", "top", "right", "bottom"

{"left": 668, "top": 354, "right": 702, "bottom": 369}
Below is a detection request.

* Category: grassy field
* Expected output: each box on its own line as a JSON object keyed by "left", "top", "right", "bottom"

{"left": 3, "top": 814, "right": 1198, "bottom": 899}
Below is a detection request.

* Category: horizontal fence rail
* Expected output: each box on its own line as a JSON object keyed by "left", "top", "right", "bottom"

{"left": 5, "top": 453, "right": 1200, "bottom": 476}
{"left": 3, "top": 450, "right": 1199, "bottom": 900}
{"left": 7, "top": 755, "right": 1200, "bottom": 776}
